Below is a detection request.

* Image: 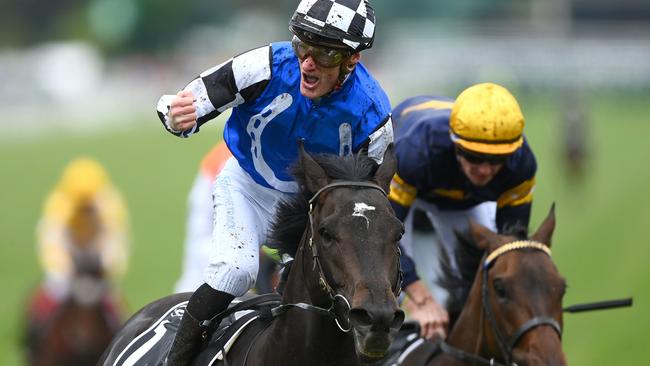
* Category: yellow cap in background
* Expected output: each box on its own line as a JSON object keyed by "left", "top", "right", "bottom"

{"left": 57, "top": 157, "right": 110, "bottom": 204}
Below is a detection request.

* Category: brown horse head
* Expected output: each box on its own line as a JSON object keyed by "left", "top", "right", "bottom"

{"left": 467, "top": 204, "right": 567, "bottom": 365}
{"left": 297, "top": 143, "right": 405, "bottom": 362}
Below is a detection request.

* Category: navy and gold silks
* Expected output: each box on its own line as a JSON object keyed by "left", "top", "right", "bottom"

{"left": 389, "top": 95, "right": 537, "bottom": 235}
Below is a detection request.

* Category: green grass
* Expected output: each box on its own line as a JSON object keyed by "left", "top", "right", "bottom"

{"left": 1, "top": 93, "right": 648, "bottom": 364}
{"left": 521, "top": 92, "right": 649, "bottom": 365}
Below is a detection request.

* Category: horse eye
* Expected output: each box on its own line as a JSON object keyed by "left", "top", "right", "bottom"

{"left": 559, "top": 281, "right": 568, "bottom": 296}
{"left": 318, "top": 227, "right": 334, "bottom": 245}
{"left": 493, "top": 278, "right": 507, "bottom": 299}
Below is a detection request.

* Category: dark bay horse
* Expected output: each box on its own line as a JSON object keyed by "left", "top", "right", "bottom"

{"left": 25, "top": 251, "right": 123, "bottom": 366}
{"left": 394, "top": 206, "right": 567, "bottom": 366}
{"left": 100, "top": 144, "right": 405, "bottom": 365}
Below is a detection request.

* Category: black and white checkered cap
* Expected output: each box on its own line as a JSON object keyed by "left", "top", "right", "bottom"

{"left": 290, "top": 0, "right": 376, "bottom": 51}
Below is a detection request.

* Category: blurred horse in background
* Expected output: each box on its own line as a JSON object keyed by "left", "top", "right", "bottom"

{"left": 561, "top": 90, "right": 590, "bottom": 184}
{"left": 387, "top": 205, "right": 567, "bottom": 366}
{"left": 24, "top": 200, "right": 124, "bottom": 366}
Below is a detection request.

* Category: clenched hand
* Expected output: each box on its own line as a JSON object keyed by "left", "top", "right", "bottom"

{"left": 168, "top": 90, "right": 197, "bottom": 132}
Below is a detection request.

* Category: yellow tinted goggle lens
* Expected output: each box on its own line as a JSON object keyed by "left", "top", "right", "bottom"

{"left": 291, "top": 36, "right": 347, "bottom": 68}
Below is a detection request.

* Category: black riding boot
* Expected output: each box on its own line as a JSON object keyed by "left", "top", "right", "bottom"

{"left": 165, "top": 284, "right": 234, "bottom": 366}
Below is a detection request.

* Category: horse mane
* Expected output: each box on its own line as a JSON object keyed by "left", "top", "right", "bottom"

{"left": 436, "top": 230, "right": 484, "bottom": 321}
{"left": 266, "top": 150, "right": 378, "bottom": 258}
{"left": 438, "top": 222, "right": 529, "bottom": 322}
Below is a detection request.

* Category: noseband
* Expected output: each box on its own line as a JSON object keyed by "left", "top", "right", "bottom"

{"left": 306, "top": 181, "right": 403, "bottom": 332}
{"left": 482, "top": 241, "right": 562, "bottom": 365}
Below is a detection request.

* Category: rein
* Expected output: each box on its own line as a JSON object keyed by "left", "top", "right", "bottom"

{"left": 440, "top": 240, "right": 562, "bottom": 366}
{"left": 274, "top": 180, "right": 402, "bottom": 332}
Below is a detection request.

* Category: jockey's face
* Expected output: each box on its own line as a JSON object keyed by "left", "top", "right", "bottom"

{"left": 457, "top": 155, "right": 504, "bottom": 186}
{"left": 297, "top": 50, "right": 360, "bottom": 99}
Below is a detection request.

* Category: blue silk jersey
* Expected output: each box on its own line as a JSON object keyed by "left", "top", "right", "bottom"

{"left": 389, "top": 95, "right": 537, "bottom": 234}
{"left": 223, "top": 42, "right": 391, "bottom": 192}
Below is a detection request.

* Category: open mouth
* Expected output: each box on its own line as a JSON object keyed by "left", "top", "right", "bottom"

{"left": 353, "top": 329, "right": 391, "bottom": 362}
{"left": 302, "top": 74, "right": 320, "bottom": 89}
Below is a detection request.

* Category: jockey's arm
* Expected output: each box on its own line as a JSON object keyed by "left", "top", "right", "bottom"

{"left": 495, "top": 175, "right": 535, "bottom": 236}
{"left": 365, "top": 115, "right": 394, "bottom": 165}
{"left": 156, "top": 45, "right": 272, "bottom": 138}
{"left": 404, "top": 279, "right": 449, "bottom": 340}
{"left": 387, "top": 176, "right": 448, "bottom": 340}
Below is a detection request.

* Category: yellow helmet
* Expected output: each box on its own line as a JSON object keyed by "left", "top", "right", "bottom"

{"left": 450, "top": 83, "right": 525, "bottom": 155}
{"left": 57, "top": 157, "right": 110, "bottom": 205}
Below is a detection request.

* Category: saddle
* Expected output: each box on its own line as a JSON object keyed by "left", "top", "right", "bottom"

{"left": 376, "top": 321, "right": 441, "bottom": 366}
{"left": 112, "top": 293, "right": 281, "bottom": 366}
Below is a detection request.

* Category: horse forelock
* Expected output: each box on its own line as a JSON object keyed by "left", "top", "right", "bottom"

{"left": 267, "top": 152, "right": 379, "bottom": 257}
{"left": 295, "top": 150, "right": 379, "bottom": 185}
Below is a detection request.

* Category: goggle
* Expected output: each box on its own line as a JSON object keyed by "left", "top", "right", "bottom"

{"left": 291, "top": 36, "right": 351, "bottom": 68}
{"left": 456, "top": 147, "right": 508, "bottom": 166}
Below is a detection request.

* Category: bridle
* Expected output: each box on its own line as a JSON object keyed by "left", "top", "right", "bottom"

{"left": 440, "top": 240, "right": 562, "bottom": 366}
{"left": 273, "top": 180, "right": 403, "bottom": 332}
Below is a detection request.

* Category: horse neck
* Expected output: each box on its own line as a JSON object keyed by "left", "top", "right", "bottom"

{"left": 443, "top": 267, "right": 487, "bottom": 358}
{"left": 281, "top": 242, "right": 316, "bottom": 304}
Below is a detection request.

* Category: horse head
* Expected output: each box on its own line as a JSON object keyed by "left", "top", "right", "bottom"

{"left": 466, "top": 205, "right": 567, "bottom": 365}
{"left": 296, "top": 143, "right": 405, "bottom": 362}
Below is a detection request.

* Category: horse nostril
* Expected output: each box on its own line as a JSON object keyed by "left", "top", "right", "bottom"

{"left": 349, "top": 308, "right": 405, "bottom": 332}
{"left": 391, "top": 310, "right": 405, "bottom": 330}
{"left": 349, "top": 308, "right": 373, "bottom": 328}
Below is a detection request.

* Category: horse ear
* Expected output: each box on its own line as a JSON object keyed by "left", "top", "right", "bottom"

{"left": 298, "top": 140, "right": 329, "bottom": 193}
{"left": 374, "top": 144, "right": 397, "bottom": 193}
{"left": 531, "top": 203, "right": 556, "bottom": 247}
{"left": 469, "top": 219, "right": 501, "bottom": 251}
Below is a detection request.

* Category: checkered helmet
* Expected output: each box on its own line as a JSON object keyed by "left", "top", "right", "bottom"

{"left": 290, "top": 0, "right": 376, "bottom": 52}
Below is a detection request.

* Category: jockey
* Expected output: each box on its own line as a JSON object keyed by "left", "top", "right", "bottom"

{"left": 389, "top": 83, "right": 537, "bottom": 340}
{"left": 156, "top": 1, "right": 393, "bottom": 364}
{"left": 31, "top": 157, "right": 129, "bottom": 326}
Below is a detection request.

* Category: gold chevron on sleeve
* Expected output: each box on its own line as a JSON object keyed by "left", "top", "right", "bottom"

{"left": 388, "top": 174, "right": 417, "bottom": 207}
{"left": 400, "top": 100, "right": 455, "bottom": 117}
{"left": 433, "top": 188, "right": 465, "bottom": 200}
{"left": 497, "top": 177, "right": 536, "bottom": 208}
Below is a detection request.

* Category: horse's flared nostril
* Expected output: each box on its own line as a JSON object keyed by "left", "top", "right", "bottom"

{"left": 349, "top": 308, "right": 373, "bottom": 328}
{"left": 391, "top": 310, "right": 405, "bottom": 330}
{"left": 349, "top": 308, "right": 405, "bottom": 332}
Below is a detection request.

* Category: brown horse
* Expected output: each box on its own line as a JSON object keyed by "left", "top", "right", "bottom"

{"left": 395, "top": 206, "right": 566, "bottom": 366}
{"left": 100, "top": 144, "right": 405, "bottom": 365}
{"left": 25, "top": 252, "right": 123, "bottom": 366}
{"left": 25, "top": 202, "right": 123, "bottom": 366}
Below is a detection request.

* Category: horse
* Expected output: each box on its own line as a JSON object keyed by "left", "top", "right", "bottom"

{"left": 391, "top": 205, "right": 567, "bottom": 366}
{"left": 25, "top": 199, "right": 124, "bottom": 366}
{"left": 100, "top": 144, "right": 406, "bottom": 366}
{"left": 25, "top": 250, "right": 123, "bottom": 366}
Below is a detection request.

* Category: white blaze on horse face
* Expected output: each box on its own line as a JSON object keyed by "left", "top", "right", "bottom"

{"left": 352, "top": 202, "right": 376, "bottom": 229}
